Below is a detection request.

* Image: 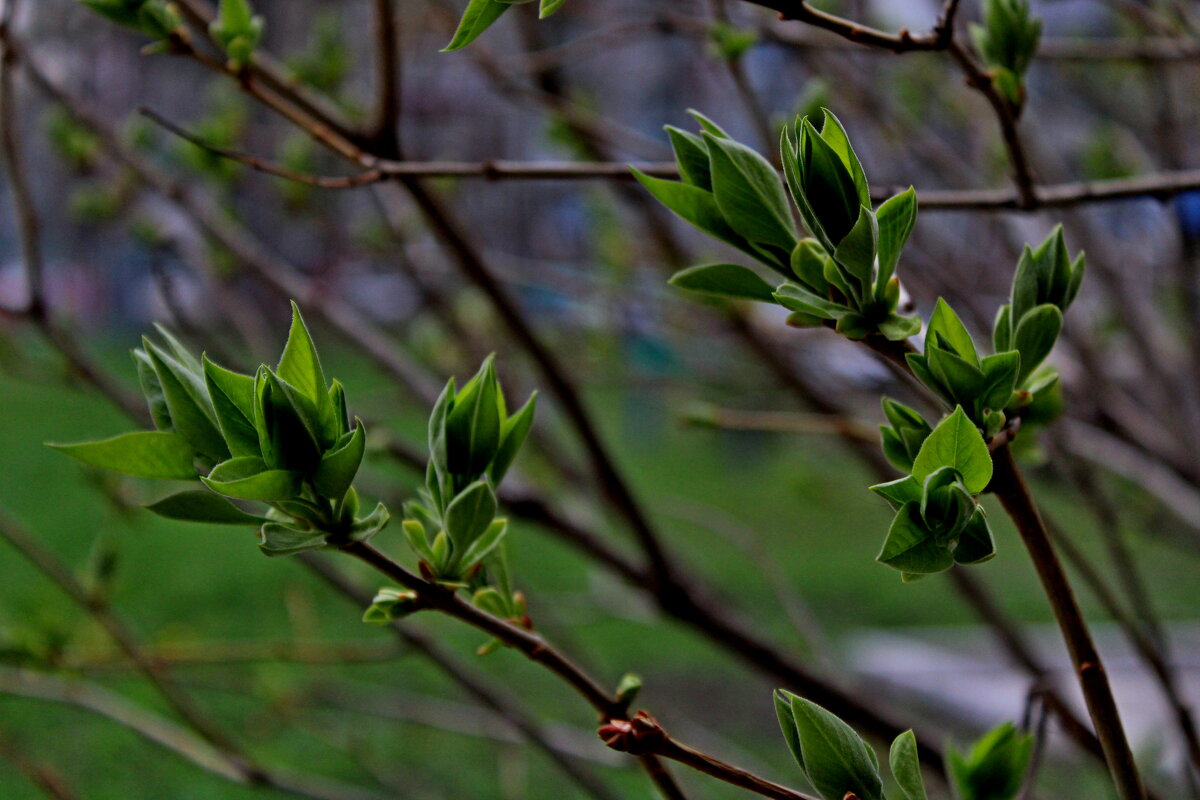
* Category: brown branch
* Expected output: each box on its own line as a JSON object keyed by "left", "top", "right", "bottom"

{"left": 742, "top": 0, "right": 960, "bottom": 52}
{"left": 337, "top": 541, "right": 831, "bottom": 800}
{"left": 133, "top": 108, "right": 1200, "bottom": 212}
{"left": 945, "top": 41, "right": 1039, "bottom": 209}
{"left": 368, "top": 0, "right": 401, "bottom": 156}
{"left": 989, "top": 445, "right": 1146, "bottom": 800}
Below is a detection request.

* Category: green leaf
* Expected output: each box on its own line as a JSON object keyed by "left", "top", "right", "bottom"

{"left": 202, "top": 355, "right": 260, "bottom": 457}
{"left": 403, "top": 519, "right": 436, "bottom": 564}
{"left": 992, "top": 304, "right": 1013, "bottom": 353}
{"left": 278, "top": 303, "right": 336, "bottom": 446}
{"left": 877, "top": 313, "right": 922, "bottom": 341}
{"left": 1012, "top": 303, "right": 1062, "bottom": 385}
{"left": 489, "top": 392, "right": 537, "bottom": 485}
{"left": 775, "top": 690, "right": 805, "bottom": 772}
{"left": 665, "top": 126, "right": 712, "bottom": 190}
{"left": 669, "top": 263, "right": 777, "bottom": 303}
{"left": 256, "top": 368, "right": 322, "bottom": 472}
{"left": 927, "top": 345, "right": 985, "bottom": 407}
{"left": 277, "top": 302, "right": 327, "bottom": 401}
{"left": 869, "top": 475, "right": 922, "bottom": 510}
{"left": 889, "top": 730, "right": 928, "bottom": 800}
{"left": 133, "top": 350, "right": 172, "bottom": 431}
{"left": 686, "top": 109, "right": 730, "bottom": 139}
{"left": 201, "top": 456, "right": 300, "bottom": 501}
{"left": 954, "top": 509, "right": 997, "bottom": 565}
{"left": 631, "top": 169, "right": 756, "bottom": 258}
{"left": 832, "top": 205, "right": 877, "bottom": 289}
{"left": 786, "top": 694, "right": 884, "bottom": 800}
{"left": 538, "top": 0, "right": 566, "bottom": 18}
{"left": 978, "top": 352, "right": 1020, "bottom": 413}
{"left": 703, "top": 132, "right": 797, "bottom": 252}
{"left": 773, "top": 282, "right": 852, "bottom": 318}
{"left": 875, "top": 187, "right": 916, "bottom": 293}
{"left": 49, "top": 431, "right": 198, "bottom": 480}
{"left": 258, "top": 523, "right": 328, "bottom": 557}
{"left": 143, "top": 340, "right": 229, "bottom": 461}
{"left": 145, "top": 489, "right": 267, "bottom": 525}
{"left": 441, "top": 0, "right": 509, "bottom": 52}
{"left": 911, "top": 407, "right": 993, "bottom": 494}
{"left": 313, "top": 420, "right": 365, "bottom": 500}
{"left": 444, "top": 480, "right": 497, "bottom": 562}
{"left": 350, "top": 502, "right": 390, "bottom": 543}
{"left": 456, "top": 518, "right": 508, "bottom": 571}
{"left": 789, "top": 239, "right": 829, "bottom": 291}
{"left": 815, "top": 110, "right": 870, "bottom": 208}
{"left": 928, "top": 298, "right": 978, "bottom": 365}
{"left": 877, "top": 502, "right": 954, "bottom": 574}
{"left": 798, "top": 117, "right": 860, "bottom": 248}
{"left": 445, "top": 356, "right": 502, "bottom": 478}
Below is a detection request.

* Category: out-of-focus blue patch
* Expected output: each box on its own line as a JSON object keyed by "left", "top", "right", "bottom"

{"left": 1175, "top": 191, "right": 1200, "bottom": 240}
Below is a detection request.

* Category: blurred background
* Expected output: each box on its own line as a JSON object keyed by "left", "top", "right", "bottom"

{"left": 1, "top": 0, "right": 1199, "bottom": 797}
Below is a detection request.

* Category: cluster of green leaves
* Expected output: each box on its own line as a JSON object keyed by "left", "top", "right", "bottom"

{"left": 948, "top": 723, "right": 1034, "bottom": 800}
{"left": 209, "top": 0, "right": 264, "bottom": 69}
{"left": 970, "top": 0, "right": 1042, "bottom": 107}
{"left": 398, "top": 356, "right": 536, "bottom": 585}
{"left": 871, "top": 406, "right": 996, "bottom": 580}
{"left": 442, "top": 0, "right": 567, "bottom": 53}
{"left": 776, "top": 693, "right": 1031, "bottom": 800}
{"left": 80, "top": 0, "right": 181, "bottom": 51}
{"left": 639, "top": 110, "right": 920, "bottom": 341}
{"left": 50, "top": 303, "right": 385, "bottom": 557}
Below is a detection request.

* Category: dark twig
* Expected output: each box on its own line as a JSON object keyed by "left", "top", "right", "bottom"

{"left": 989, "top": 445, "right": 1146, "bottom": 800}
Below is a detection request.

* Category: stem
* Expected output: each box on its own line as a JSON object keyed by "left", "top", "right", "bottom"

{"left": 658, "top": 739, "right": 817, "bottom": 800}
{"left": 989, "top": 445, "right": 1146, "bottom": 800}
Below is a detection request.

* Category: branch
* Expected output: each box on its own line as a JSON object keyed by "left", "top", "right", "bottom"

{"left": 368, "top": 0, "right": 400, "bottom": 155}
{"left": 136, "top": 107, "right": 1200, "bottom": 211}
{"left": 338, "top": 541, "right": 822, "bottom": 800}
{"left": 988, "top": 445, "right": 1147, "bottom": 800}
{"left": 741, "top": 0, "right": 960, "bottom": 52}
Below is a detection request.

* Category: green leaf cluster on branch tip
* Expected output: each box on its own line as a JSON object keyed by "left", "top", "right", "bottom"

{"left": 209, "top": 0, "right": 265, "bottom": 70}
{"left": 441, "top": 0, "right": 566, "bottom": 53}
{"left": 401, "top": 356, "right": 537, "bottom": 584}
{"left": 80, "top": 0, "right": 181, "bottom": 49}
{"left": 774, "top": 691, "right": 923, "bottom": 800}
{"left": 871, "top": 406, "right": 996, "bottom": 581}
{"left": 644, "top": 109, "right": 920, "bottom": 342}
{"left": 947, "top": 723, "right": 1034, "bottom": 800}
{"left": 970, "top": 0, "right": 1042, "bottom": 108}
{"left": 776, "top": 693, "right": 1032, "bottom": 800}
{"left": 48, "top": 303, "right": 384, "bottom": 558}
{"left": 993, "top": 225, "right": 1083, "bottom": 391}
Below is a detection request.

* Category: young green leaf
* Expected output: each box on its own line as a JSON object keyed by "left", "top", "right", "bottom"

{"left": 441, "top": 0, "right": 509, "bottom": 52}
{"left": 877, "top": 503, "right": 954, "bottom": 574}
{"left": 1011, "top": 303, "right": 1063, "bottom": 385}
{"left": 49, "top": 431, "right": 198, "bottom": 480}
{"left": 313, "top": 421, "right": 366, "bottom": 500}
{"left": 911, "top": 407, "right": 993, "bottom": 494}
{"left": 669, "top": 263, "right": 777, "bottom": 303}
{"left": 201, "top": 456, "right": 300, "bottom": 501}
{"left": 444, "top": 480, "right": 498, "bottom": 560}
{"left": 456, "top": 518, "right": 508, "bottom": 571}
{"left": 203, "top": 356, "right": 260, "bottom": 457}
{"left": 665, "top": 126, "right": 712, "bottom": 190}
{"left": 489, "top": 392, "right": 537, "bottom": 485}
{"left": 143, "top": 340, "right": 229, "bottom": 461}
{"left": 703, "top": 132, "right": 797, "bottom": 252}
{"left": 349, "top": 502, "right": 390, "bottom": 543}
{"left": 928, "top": 299, "right": 979, "bottom": 365}
{"left": 875, "top": 187, "right": 917, "bottom": 292}
{"left": 145, "top": 489, "right": 268, "bottom": 524}
{"left": 889, "top": 730, "right": 928, "bottom": 800}
{"left": 258, "top": 523, "right": 328, "bottom": 557}
{"left": 953, "top": 509, "right": 997, "bottom": 565}
{"left": 784, "top": 694, "right": 885, "bottom": 800}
